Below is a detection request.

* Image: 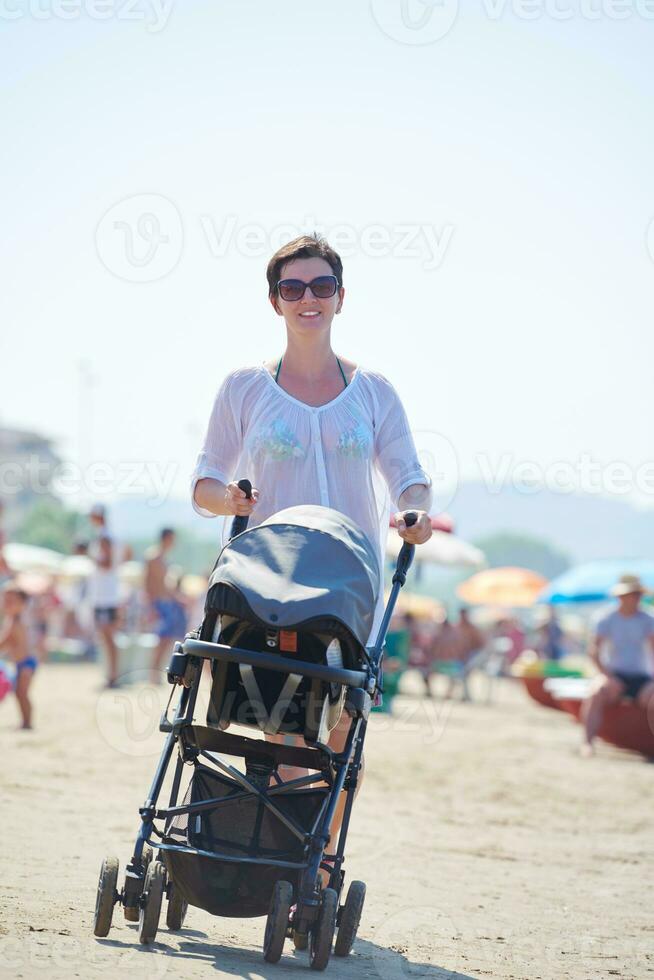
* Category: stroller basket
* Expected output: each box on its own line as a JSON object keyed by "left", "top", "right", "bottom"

{"left": 163, "top": 763, "right": 329, "bottom": 917}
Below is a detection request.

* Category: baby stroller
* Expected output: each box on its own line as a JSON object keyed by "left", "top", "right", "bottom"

{"left": 93, "top": 485, "right": 418, "bottom": 971}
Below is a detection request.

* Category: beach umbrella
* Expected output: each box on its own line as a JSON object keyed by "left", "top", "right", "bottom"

{"left": 4, "top": 543, "right": 64, "bottom": 574}
{"left": 118, "top": 561, "right": 144, "bottom": 587}
{"left": 457, "top": 567, "right": 548, "bottom": 608}
{"left": 60, "top": 554, "right": 95, "bottom": 579}
{"left": 385, "top": 529, "right": 485, "bottom": 568}
{"left": 15, "top": 571, "right": 54, "bottom": 595}
{"left": 386, "top": 514, "right": 485, "bottom": 568}
{"left": 538, "top": 558, "right": 654, "bottom": 604}
{"left": 385, "top": 589, "right": 444, "bottom": 620}
{"left": 179, "top": 573, "right": 209, "bottom": 599}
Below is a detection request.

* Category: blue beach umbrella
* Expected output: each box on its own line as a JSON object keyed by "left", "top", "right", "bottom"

{"left": 538, "top": 559, "right": 654, "bottom": 604}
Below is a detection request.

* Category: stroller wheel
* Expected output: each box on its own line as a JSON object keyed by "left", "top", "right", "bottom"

{"left": 166, "top": 882, "right": 188, "bottom": 931}
{"left": 334, "top": 880, "right": 366, "bottom": 957}
{"left": 309, "top": 887, "right": 338, "bottom": 971}
{"left": 93, "top": 856, "right": 119, "bottom": 937}
{"left": 138, "top": 861, "right": 166, "bottom": 945}
{"left": 124, "top": 846, "right": 152, "bottom": 922}
{"left": 263, "top": 879, "right": 293, "bottom": 963}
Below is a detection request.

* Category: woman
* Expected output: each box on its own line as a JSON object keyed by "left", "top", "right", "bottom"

{"left": 191, "top": 234, "right": 433, "bottom": 840}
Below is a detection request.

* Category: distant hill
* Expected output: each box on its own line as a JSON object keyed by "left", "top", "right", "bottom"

{"left": 106, "top": 483, "right": 654, "bottom": 564}
{"left": 109, "top": 497, "right": 224, "bottom": 544}
{"left": 448, "top": 483, "right": 654, "bottom": 563}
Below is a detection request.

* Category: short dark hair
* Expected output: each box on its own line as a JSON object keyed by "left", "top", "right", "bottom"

{"left": 160, "top": 527, "right": 175, "bottom": 542}
{"left": 266, "top": 234, "right": 343, "bottom": 297}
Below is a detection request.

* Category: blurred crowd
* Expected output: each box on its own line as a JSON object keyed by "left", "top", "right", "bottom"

{"left": 387, "top": 603, "right": 579, "bottom": 703}
{"left": 0, "top": 504, "right": 209, "bottom": 727}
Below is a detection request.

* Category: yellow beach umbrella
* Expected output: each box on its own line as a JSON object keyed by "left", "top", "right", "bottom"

{"left": 457, "top": 566, "right": 548, "bottom": 608}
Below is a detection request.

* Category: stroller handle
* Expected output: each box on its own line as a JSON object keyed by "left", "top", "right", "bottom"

{"left": 393, "top": 510, "right": 418, "bottom": 586}
{"left": 229, "top": 479, "right": 253, "bottom": 539}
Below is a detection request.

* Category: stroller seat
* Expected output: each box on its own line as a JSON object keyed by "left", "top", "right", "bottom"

{"left": 202, "top": 504, "right": 380, "bottom": 743}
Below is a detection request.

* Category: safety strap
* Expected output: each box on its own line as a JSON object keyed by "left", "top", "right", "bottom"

{"left": 238, "top": 664, "right": 303, "bottom": 735}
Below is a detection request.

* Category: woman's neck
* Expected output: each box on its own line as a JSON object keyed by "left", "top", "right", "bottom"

{"left": 280, "top": 337, "right": 339, "bottom": 382}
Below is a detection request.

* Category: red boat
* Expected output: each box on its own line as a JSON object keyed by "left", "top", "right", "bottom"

{"left": 522, "top": 676, "right": 565, "bottom": 712}
{"left": 558, "top": 696, "right": 654, "bottom": 758}
{"left": 531, "top": 677, "right": 654, "bottom": 758}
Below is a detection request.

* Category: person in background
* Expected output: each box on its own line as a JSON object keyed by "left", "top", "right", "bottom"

{"left": 497, "top": 617, "right": 526, "bottom": 666}
{"left": 455, "top": 607, "right": 486, "bottom": 702}
{"left": 538, "top": 605, "right": 565, "bottom": 661}
{"left": 0, "top": 583, "right": 36, "bottom": 729}
{"left": 88, "top": 505, "right": 124, "bottom": 687}
{"left": 582, "top": 574, "right": 654, "bottom": 756}
{"left": 144, "top": 528, "right": 187, "bottom": 682}
{"left": 430, "top": 614, "right": 462, "bottom": 698}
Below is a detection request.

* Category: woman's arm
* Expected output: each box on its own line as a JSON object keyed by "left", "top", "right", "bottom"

{"left": 398, "top": 483, "right": 433, "bottom": 513}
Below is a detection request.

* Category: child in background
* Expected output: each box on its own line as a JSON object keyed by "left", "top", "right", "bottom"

{"left": 0, "top": 583, "right": 37, "bottom": 729}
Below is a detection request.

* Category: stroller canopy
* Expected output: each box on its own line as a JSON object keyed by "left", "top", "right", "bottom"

{"left": 206, "top": 505, "right": 380, "bottom": 650}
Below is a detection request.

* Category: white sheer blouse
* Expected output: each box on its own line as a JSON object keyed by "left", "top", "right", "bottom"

{"left": 191, "top": 364, "right": 432, "bottom": 644}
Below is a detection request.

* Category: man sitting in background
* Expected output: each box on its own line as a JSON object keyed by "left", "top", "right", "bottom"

{"left": 582, "top": 574, "right": 654, "bottom": 756}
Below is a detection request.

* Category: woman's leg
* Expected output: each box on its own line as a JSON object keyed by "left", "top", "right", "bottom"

{"left": 264, "top": 711, "right": 365, "bottom": 885}
{"left": 324, "top": 710, "right": 365, "bottom": 850}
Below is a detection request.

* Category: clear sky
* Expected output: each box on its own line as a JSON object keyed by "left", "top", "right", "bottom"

{"left": 2, "top": 1, "right": 653, "bottom": 515}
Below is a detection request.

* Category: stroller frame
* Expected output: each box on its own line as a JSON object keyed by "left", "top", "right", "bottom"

{"left": 94, "top": 504, "right": 418, "bottom": 969}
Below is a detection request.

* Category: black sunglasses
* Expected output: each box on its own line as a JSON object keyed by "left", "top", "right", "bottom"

{"left": 276, "top": 275, "right": 339, "bottom": 302}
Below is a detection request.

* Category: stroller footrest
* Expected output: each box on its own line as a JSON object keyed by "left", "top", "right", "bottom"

{"left": 181, "top": 725, "right": 333, "bottom": 775}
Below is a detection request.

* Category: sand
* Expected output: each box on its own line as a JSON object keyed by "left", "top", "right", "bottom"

{"left": 1, "top": 663, "right": 651, "bottom": 980}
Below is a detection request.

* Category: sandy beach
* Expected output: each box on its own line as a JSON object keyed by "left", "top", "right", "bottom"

{"left": 1, "top": 663, "right": 651, "bottom": 980}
